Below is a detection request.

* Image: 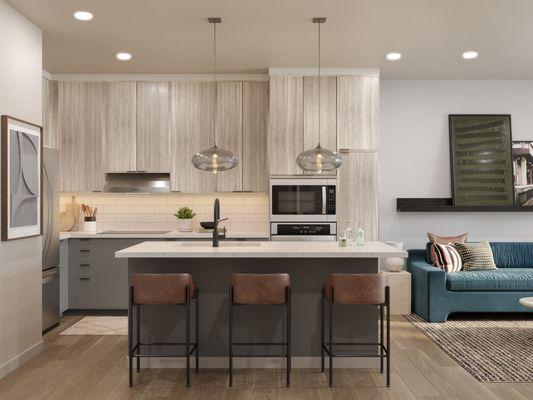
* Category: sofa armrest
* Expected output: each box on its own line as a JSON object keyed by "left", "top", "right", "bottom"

{"left": 407, "top": 259, "right": 447, "bottom": 321}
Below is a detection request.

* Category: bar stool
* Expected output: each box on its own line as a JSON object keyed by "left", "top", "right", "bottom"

{"left": 321, "top": 274, "right": 390, "bottom": 387}
{"left": 128, "top": 273, "right": 199, "bottom": 388}
{"left": 228, "top": 273, "right": 291, "bottom": 387}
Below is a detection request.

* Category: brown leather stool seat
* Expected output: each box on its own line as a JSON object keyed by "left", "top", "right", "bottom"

{"left": 128, "top": 273, "right": 199, "bottom": 388}
{"left": 228, "top": 273, "right": 291, "bottom": 387}
{"left": 321, "top": 273, "right": 390, "bottom": 387}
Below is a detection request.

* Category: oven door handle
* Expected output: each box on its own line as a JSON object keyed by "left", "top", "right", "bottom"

{"left": 322, "top": 186, "right": 327, "bottom": 214}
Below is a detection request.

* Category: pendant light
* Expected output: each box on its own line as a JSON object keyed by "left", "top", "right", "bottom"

{"left": 192, "top": 17, "right": 238, "bottom": 174}
{"left": 296, "top": 17, "right": 342, "bottom": 174}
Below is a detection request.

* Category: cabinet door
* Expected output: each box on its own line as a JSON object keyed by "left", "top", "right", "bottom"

{"left": 242, "top": 81, "right": 269, "bottom": 192}
{"left": 103, "top": 82, "right": 136, "bottom": 172}
{"left": 136, "top": 81, "right": 171, "bottom": 172}
{"left": 59, "top": 82, "right": 104, "bottom": 192}
{"left": 303, "top": 76, "right": 337, "bottom": 175}
{"left": 43, "top": 79, "right": 59, "bottom": 149}
{"left": 337, "top": 76, "right": 379, "bottom": 151}
{"left": 337, "top": 152, "right": 378, "bottom": 240}
{"left": 268, "top": 76, "right": 304, "bottom": 175}
{"left": 215, "top": 82, "right": 243, "bottom": 192}
{"left": 171, "top": 82, "right": 216, "bottom": 192}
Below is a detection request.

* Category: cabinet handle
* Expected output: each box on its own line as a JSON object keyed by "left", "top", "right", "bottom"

{"left": 80, "top": 249, "right": 91, "bottom": 252}
{"left": 79, "top": 277, "right": 91, "bottom": 281}
{"left": 79, "top": 264, "right": 91, "bottom": 267}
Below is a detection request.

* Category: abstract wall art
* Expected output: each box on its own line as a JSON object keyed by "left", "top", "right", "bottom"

{"left": 449, "top": 115, "right": 514, "bottom": 206}
{"left": 512, "top": 141, "right": 533, "bottom": 206}
{"left": 1, "top": 115, "right": 42, "bottom": 241}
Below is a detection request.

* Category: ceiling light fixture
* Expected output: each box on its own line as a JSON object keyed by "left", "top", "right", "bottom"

{"left": 116, "top": 52, "right": 132, "bottom": 61}
{"left": 386, "top": 52, "right": 402, "bottom": 61}
{"left": 192, "top": 18, "right": 238, "bottom": 174}
{"left": 462, "top": 51, "right": 478, "bottom": 60}
{"left": 73, "top": 11, "right": 93, "bottom": 21}
{"left": 296, "top": 17, "right": 342, "bottom": 174}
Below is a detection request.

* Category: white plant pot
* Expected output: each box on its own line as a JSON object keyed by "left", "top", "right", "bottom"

{"left": 177, "top": 218, "right": 193, "bottom": 232}
{"left": 385, "top": 241, "right": 404, "bottom": 272}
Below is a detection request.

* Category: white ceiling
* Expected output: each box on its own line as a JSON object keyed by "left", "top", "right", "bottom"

{"left": 7, "top": 0, "right": 533, "bottom": 78}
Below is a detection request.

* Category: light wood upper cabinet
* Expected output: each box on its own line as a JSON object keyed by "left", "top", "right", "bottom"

{"left": 171, "top": 82, "right": 216, "bottom": 192}
{"left": 242, "top": 81, "right": 269, "bottom": 192}
{"left": 43, "top": 79, "right": 59, "bottom": 149}
{"left": 303, "top": 76, "right": 337, "bottom": 175}
{"left": 215, "top": 82, "right": 243, "bottom": 192}
{"left": 337, "top": 151, "right": 378, "bottom": 240}
{"left": 103, "top": 82, "right": 136, "bottom": 172}
{"left": 58, "top": 82, "right": 105, "bottom": 192}
{"left": 136, "top": 82, "right": 171, "bottom": 172}
{"left": 268, "top": 76, "right": 304, "bottom": 175}
{"left": 337, "top": 76, "right": 379, "bottom": 151}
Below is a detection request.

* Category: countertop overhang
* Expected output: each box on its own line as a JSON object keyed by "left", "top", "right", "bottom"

{"left": 60, "top": 231, "right": 270, "bottom": 240}
{"left": 115, "top": 241, "right": 408, "bottom": 259}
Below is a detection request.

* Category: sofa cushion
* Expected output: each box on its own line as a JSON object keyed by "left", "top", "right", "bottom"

{"left": 446, "top": 269, "right": 533, "bottom": 291}
{"left": 490, "top": 242, "right": 533, "bottom": 269}
{"left": 453, "top": 241, "right": 497, "bottom": 271}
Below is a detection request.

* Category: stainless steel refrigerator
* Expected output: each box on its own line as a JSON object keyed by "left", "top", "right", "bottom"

{"left": 42, "top": 147, "right": 60, "bottom": 332}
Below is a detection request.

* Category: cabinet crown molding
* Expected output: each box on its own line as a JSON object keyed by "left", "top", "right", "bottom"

{"left": 269, "top": 68, "right": 380, "bottom": 77}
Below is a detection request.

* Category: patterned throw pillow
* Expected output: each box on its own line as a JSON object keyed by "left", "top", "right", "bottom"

{"left": 427, "top": 232, "right": 468, "bottom": 265}
{"left": 433, "top": 243, "right": 463, "bottom": 272}
{"left": 453, "top": 241, "right": 497, "bottom": 271}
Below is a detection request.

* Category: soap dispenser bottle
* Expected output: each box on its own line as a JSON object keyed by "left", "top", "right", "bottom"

{"left": 356, "top": 221, "right": 365, "bottom": 246}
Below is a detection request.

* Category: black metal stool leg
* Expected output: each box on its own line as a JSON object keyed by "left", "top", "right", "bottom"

{"left": 286, "top": 287, "right": 291, "bottom": 387}
{"left": 195, "top": 288, "right": 200, "bottom": 373}
{"left": 186, "top": 286, "right": 191, "bottom": 388}
{"left": 329, "top": 287, "right": 334, "bottom": 387}
{"left": 321, "top": 293, "right": 325, "bottom": 373}
{"left": 380, "top": 303, "right": 384, "bottom": 374}
{"left": 386, "top": 286, "right": 391, "bottom": 387}
{"left": 229, "top": 287, "right": 234, "bottom": 388}
{"left": 128, "top": 286, "right": 133, "bottom": 388}
{"left": 136, "top": 304, "right": 141, "bottom": 373}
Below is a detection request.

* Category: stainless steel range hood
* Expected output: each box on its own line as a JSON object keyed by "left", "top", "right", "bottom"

{"left": 103, "top": 172, "right": 171, "bottom": 193}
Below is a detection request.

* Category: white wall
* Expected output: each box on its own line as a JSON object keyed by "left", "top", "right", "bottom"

{"left": 0, "top": 0, "right": 43, "bottom": 378}
{"left": 380, "top": 79, "right": 533, "bottom": 249}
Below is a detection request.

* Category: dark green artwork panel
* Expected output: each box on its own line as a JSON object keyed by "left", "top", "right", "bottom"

{"left": 449, "top": 115, "right": 514, "bottom": 206}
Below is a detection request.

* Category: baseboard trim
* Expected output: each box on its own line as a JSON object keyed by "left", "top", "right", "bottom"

{"left": 0, "top": 340, "right": 44, "bottom": 379}
{"left": 133, "top": 356, "right": 379, "bottom": 369}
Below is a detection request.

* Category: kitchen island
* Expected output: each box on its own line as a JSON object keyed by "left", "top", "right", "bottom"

{"left": 116, "top": 241, "right": 407, "bottom": 368}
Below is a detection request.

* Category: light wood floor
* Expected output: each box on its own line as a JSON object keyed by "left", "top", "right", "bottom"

{"left": 1, "top": 315, "right": 532, "bottom": 400}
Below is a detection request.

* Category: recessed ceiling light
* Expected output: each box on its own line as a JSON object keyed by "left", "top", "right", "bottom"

{"left": 116, "top": 52, "right": 132, "bottom": 61}
{"left": 462, "top": 51, "right": 478, "bottom": 60}
{"left": 386, "top": 52, "right": 402, "bottom": 61}
{"left": 73, "top": 11, "right": 93, "bottom": 21}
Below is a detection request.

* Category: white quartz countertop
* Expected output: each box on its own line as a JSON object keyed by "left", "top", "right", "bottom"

{"left": 60, "top": 231, "right": 270, "bottom": 240}
{"left": 115, "top": 241, "right": 408, "bottom": 259}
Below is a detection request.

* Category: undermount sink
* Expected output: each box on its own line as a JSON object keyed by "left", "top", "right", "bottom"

{"left": 180, "top": 241, "right": 262, "bottom": 247}
{"left": 101, "top": 230, "right": 171, "bottom": 234}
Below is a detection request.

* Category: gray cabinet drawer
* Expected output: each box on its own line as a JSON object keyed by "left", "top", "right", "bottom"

{"left": 77, "top": 262, "right": 96, "bottom": 277}
{"left": 76, "top": 276, "right": 98, "bottom": 308}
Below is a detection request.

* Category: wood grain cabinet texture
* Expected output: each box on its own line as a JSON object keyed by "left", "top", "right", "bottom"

{"left": 103, "top": 82, "right": 136, "bottom": 172}
{"left": 337, "top": 75, "right": 379, "bottom": 151}
{"left": 43, "top": 78, "right": 59, "bottom": 148}
{"left": 337, "top": 151, "right": 379, "bottom": 240}
{"left": 170, "top": 82, "right": 217, "bottom": 192}
{"left": 268, "top": 76, "right": 304, "bottom": 175}
{"left": 136, "top": 81, "right": 171, "bottom": 172}
{"left": 58, "top": 81, "right": 105, "bottom": 192}
{"left": 242, "top": 81, "right": 269, "bottom": 192}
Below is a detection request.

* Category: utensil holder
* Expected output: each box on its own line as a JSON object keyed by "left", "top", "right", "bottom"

{"left": 84, "top": 217, "right": 97, "bottom": 233}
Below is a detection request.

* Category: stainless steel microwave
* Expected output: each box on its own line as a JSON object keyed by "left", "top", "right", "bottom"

{"left": 269, "top": 177, "right": 337, "bottom": 222}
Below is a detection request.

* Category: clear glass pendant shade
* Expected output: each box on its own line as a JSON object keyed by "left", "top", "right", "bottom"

{"left": 296, "top": 144, "right": 342, "bottom": 174}
{"left": 192, "top": 145, "right": 239, "bottom": 174}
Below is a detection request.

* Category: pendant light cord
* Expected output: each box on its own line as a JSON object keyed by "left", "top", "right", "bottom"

{"left": 213, "top": 20, "right": 217, "bottom": 147}
{"left": 317, "top": 20, "right": 321, "bottom": 147}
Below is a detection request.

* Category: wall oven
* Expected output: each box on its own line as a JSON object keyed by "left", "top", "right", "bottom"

{"left": 270, "top": 177, "right": 336, "bottom": 222}
{"left": 270, "top": 222, "right": 337, "bottom": 241}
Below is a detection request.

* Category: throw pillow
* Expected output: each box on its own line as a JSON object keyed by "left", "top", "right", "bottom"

{"left": 434, "top": 243, "right": 463, "bottom": 272}
{"left": 427, "top": 232, "right": 468, "bottom": 265}
{"left": 453, "top": 241, "right": 497, "bottom": 271}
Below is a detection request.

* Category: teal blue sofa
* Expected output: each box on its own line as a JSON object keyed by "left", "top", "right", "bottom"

{"left": 407, "top": 242, "right": 533, "bottom": 322}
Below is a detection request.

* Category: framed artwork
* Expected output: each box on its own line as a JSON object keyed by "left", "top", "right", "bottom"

{"left": 449, "top": 114, "right": 514, "bottom": 206}
{"left": 1, "top": 115, "right": 43, "bottom": 241}
{"left": 512, "top": 141, "right": 533, "bottom": 206}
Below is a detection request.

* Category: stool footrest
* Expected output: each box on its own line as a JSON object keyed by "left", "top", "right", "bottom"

{"left": 231, "top": 353, "right": 289, "bottom": 358}
{"left": 322, "top": 343, "right": 388, "bottom": 357}
{"left": 132, "top": 343, "right": 198, "bottom": 357}
{"left": 233, "top": 342, "right": 287, "bottom": 346}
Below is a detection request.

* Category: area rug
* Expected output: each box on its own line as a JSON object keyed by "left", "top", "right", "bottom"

{"left": 406, "top": 314, "right": 533, "bottom": 383}
{"left": 60, "top": 316, "right": 127, "bottom": 336}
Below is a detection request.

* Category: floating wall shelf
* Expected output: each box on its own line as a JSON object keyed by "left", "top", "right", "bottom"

{"left": 396, "top": 198, "right": 533, "bottom": 212}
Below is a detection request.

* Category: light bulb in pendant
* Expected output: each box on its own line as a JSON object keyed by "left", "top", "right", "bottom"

{"left": 317, "top": 153, "right": 323, "bottom": 174}
{"left": 212, "top": 153, "right": 218, "bottom": 174}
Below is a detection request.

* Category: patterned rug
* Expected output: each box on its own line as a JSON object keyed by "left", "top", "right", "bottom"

{"left": 406, "top": 314, "right": 533, "bottom": 382}
{"left": 60, "top": 316, "right": 127, "bottom": 336}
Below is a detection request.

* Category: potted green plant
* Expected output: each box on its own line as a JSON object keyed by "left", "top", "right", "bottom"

{"left": 174, "top": 207, "right": 196, "bottom": 232}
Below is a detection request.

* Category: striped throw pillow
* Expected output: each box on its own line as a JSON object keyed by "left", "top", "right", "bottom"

{"left": 453, "top": 241, "right": 497, "bottom": 271}
{"left": 434, "top": 243, "right": 463, "bottom": 272}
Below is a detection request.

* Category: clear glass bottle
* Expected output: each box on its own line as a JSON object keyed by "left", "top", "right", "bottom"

{"left": 356, "top": 221, "right": 365, "bottom": 246}
{"left": 339, "top": 231, "right": 347, "bottom": 247}
{"left": 344, "top": 222, "right": 354, "bottom": 246}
